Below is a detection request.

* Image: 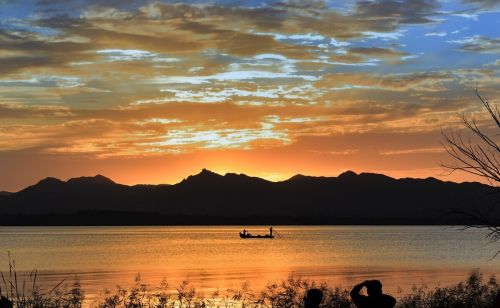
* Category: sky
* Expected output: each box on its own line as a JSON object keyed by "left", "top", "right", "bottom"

{"left": 0, "top": 0, "right": 499, "bottom": 191}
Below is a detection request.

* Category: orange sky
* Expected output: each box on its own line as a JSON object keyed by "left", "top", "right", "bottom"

{"left": 0, "top": 0, "right": 499, "bottom": 191}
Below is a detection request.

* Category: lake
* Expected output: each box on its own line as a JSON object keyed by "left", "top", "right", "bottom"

{"left": 0, "top": 226, "right": 498, "bottom": 304}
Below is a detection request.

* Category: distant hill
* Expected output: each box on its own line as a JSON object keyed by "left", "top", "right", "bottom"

{"left": 0, "top": 169, "right": 498, "bottom": 225}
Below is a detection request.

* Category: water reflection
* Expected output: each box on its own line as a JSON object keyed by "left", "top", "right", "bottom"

{"left": 0, "top": 226, "right": 498, "bottom": 302}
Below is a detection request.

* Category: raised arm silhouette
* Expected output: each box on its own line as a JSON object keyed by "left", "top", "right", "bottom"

{"left": 350, "top": 280, "right": 395, "bottom": 308}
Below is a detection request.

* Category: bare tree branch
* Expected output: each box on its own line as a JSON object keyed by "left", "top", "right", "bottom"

{"left": 442, "top": 90, "right": 500, "bottom": 184}
{"left": 442, "top": 89, "right": 500, "bottom": 252}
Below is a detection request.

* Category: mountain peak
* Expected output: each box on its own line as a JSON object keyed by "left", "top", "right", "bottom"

{"left": 181, "top": 169, "right": 222, "bottom": 184}
{"left": 338, "top": 170, "right": 357, "bottom": 178}
{"left": 199, "top": 168, "right": 219, "bottom": 176}
{"left": 288, "top": 174, "right": 311, "bottom": 181}
{"left": 67, "top": 174, "right": 115, "bottom": 185}
{"left": 17, "top": 177, "right": 65, "bottom": 194}
{"left": 37, "top": 177, "right": 65, "bottom": 186}
{"left": 194, "top": 169, "right": 223, "bottom": 178}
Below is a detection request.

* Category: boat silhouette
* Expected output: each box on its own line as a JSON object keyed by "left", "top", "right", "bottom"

{"left": 240, "top": 227, "right": 274, "bottom": 239}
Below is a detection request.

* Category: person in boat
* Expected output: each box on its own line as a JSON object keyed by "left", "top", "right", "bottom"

{"left": 241, "top": 229, "right": 252, "bottom": 237}
{"left": 303, "top": 288, "right": 323, "bottom": 308}
{"left": 269, "top": 227, "right": 273, "bottom": 237}
{"left": 350, "top": 280, "right": 395, "bottom": 308}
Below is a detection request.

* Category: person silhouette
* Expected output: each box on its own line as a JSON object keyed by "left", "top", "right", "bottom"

{"left": 350, "top": 280, "right": 395, "bottom": 308}
{"left": 0, "top": 297, "right": 13, "bottom": 308}
{"left": 304, "top": 288, "right": 323, "bottom": 308}
{"left": 492, "top": 291, "right": 500, "bottom": 308}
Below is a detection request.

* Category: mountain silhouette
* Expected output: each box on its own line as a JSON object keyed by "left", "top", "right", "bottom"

{"left": 66, "top": 174, "right": 116, "bottom": 185}
{"left": 0, "top": 170, "right": 498, "bottom": 225}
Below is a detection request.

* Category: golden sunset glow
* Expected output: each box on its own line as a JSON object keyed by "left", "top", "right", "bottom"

{"left": 1, "top": 0, "right": 499, "bottom": 191}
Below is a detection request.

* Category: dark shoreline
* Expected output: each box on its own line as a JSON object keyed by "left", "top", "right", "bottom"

{"left": 0, "top": 211, "right": 478, "bottom": 226}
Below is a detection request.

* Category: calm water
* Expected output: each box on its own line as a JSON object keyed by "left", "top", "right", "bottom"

{"left": 0, "top": 226, "right": 498, "bottom": 303}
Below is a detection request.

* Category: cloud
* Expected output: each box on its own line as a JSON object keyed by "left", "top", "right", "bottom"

{"left": 309, "top": 149, "right": 359, "bottom": 155}
{"left": 348, "top": 47, "right": 409, "bottom": 59}
{"left": 0, "top": 0, "right": 441, "bottom": 79}
{"left": 315, "top": 71, "right": 453, "bottom": 93}
{"left": 0, "top": 102, "right": 74, "bottom": 118}
{"left": 425, "top": 32, "right": 447, "bottom": 37}
{"left": 379, "top": 147, "right": 445, "bottom": 155}
{"left": 447, "top": 35, "right": 500, "bottom": 54}
{"left": 0, "top": 26, "right": 95, "bottom": 74}
{"left": 150, "top": 70, "right": 319, "bottom": 86}
{"left": 461, "top": 0, "right": 500, "bottom": 8}
{"left": 142, "top": 125, "right": 291, "bottom": 150}
{"left": 81, "top": 6, "right": 133, "bottom": 19}
{"left": 353, "top": 0, "right": 439, "bottom": 24}
{"left": 361, "top": 30, "right": 406, "bottom": 40}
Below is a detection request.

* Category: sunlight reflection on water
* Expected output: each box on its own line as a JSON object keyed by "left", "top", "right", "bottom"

{"left": 1, "top": 226, "right": 498, "bottom": 303}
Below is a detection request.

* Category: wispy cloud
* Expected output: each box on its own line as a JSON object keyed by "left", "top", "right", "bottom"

{"left": 379, "top": 147, "right": 446, "bottom": 155}
{"left": 425, "top": 32, "right": 447, "bottom": 37}
{"left": 447, "top": 35, "right": 500, "bottom": 53}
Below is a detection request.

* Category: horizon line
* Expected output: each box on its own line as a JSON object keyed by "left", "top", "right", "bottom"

{"left": 2, "top": 168, "right": 485, "bottom": 194}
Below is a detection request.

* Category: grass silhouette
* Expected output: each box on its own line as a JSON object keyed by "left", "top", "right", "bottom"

{"left": 1, "top": 255, "right": 498, "bottom": 307}
{"left": 0, "top": 253, "right": 83, "bottom": 307}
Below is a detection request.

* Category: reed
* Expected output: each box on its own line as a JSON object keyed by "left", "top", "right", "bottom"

{"left": 1, "top": 255, "right": 498, "bottom": 307}
{"left": 0, "top": 253, "right": 83, "bottom": 308}
{"left": 398, "top": 269, "right": 499, "bottom": 308}
{"left": 92, "top": 272, "right": 498, "bottom": 308}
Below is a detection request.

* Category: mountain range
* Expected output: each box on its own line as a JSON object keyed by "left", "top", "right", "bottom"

{"left": 0, "top": 169, "right": 498, "bottom": 225}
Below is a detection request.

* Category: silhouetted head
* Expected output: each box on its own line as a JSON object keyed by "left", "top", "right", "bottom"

{"left": 366, "top": 280, "right": 383, "bottom": 296}
{"left": 304, "top": 288, "right": 323, "bottom": 308}
{"left": 493, "top": 291, "right": 500, "bottom": 306}
{"left": 0, "top": 296, "right": 13, "bottom": 308}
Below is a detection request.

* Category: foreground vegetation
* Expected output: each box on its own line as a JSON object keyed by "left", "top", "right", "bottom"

{"left": 1, "top": 258, "right": 498, "bottom": 308}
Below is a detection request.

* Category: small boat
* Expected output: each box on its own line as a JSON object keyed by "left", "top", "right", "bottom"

{"left": 240, "top": 227, "right": 274, "bottom": 239}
